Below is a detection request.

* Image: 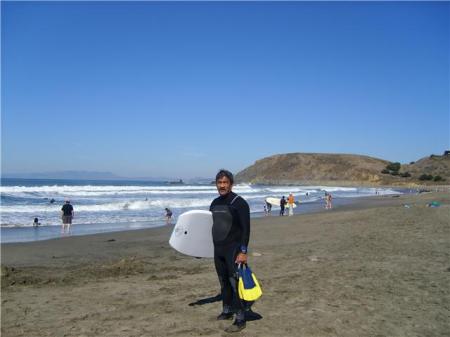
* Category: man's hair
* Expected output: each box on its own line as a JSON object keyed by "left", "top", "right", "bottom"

{"left": 215, "top": 169, "right": 234, "bottom": 185}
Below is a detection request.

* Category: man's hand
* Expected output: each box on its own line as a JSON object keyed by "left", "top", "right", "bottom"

{"left": 235, "top": 252, "right": 247, "bottom": 264}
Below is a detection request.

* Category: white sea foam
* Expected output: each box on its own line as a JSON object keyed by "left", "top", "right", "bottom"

{"left": 0, "top": 198, "right": 211, "bottom": 214}
{"left": 1, "top": 182, "right": 404, "bottom": 229}
{"left": 0, "top": 184, "right": 216, "bottom": 194}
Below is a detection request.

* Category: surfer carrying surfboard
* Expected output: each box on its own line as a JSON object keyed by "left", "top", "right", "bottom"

{"left": 287, "top": 193, "right": 295, "bottom": 216}
{"left": 210, "top": 169, "right": 250, "bottom": 333}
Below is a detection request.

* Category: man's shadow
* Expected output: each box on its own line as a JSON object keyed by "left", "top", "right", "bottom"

{"left": 188, "top": 294, "right": 263, "bottom": 321}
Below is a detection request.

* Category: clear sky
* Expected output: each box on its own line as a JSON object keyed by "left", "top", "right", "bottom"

{"left": 2, "top": 1, "right": 449, "bottom": 179}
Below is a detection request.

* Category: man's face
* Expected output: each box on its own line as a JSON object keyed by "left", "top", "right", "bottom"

{"left": 216, "top": 176, "right": 232, "bottom": 196}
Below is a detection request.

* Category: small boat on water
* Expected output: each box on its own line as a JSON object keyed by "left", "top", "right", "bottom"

{"left": 167, "top": 179, "right": 184, "bottom": 185}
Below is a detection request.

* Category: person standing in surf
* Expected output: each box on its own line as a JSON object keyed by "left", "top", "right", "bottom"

{"left": 165, "top": 208, "right": 173, "bottom": 224}
{"left": 210, "top": 169, "right": 250, "bottom": 333}
{"left": 61, "top": 199, "right": 74, "bottom": 234}
{"left": 326, "top": 193, "right": 333, "bottom": 209}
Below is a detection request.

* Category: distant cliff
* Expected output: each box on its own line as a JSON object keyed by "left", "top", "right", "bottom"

{"left": 235, "top": 152, "right": 450, "bottom": 186}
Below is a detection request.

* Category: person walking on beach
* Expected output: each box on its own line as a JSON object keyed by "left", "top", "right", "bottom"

{"left": 266, "top": 200, "right": 272, "bottom": 215}
{"left": 61, "top": 199, "right": 74, "bottom": 233}
{"left": 280, "top": 196, "right": 286, "bottom": 216}
{"left": 165, "top": 208, "right": 173, "bottom": 225}
{"left": 287, "top": 193, "right": 295, "bottom": 216}
{"left": 210, "top": 169, "right": 250, "bottom": 333}
{"left": 326, "top": 193, "right": 333, "bottom": 209}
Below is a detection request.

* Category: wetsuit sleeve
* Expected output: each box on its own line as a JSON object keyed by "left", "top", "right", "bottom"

{"left": 236, "top": 198, "right": 250, "bottom": 249}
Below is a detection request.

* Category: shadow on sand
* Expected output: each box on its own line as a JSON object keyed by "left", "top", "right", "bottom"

{"left": 188, "top": 293, "right": 263, "bottom": 321}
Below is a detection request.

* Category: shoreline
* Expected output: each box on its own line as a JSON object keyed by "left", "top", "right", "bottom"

{"left": 2, "top": 191, "right": 449, "bottom": 337}
{"left": 0, "top": 193, "right": 415, "bottom": 268}
{"left": 1, "top": 192, "right": 405, "bottom": 244}
{"left": 1, "top": 191, "right": 444, "bottom": 266}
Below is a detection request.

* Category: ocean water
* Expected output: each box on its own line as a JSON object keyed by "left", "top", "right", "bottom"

{"left": 1, "top": 178, "right": 403, "bottom": 243}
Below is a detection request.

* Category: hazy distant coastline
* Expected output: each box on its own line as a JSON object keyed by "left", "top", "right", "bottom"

{"left": 1, "top": 171, "right": 206, "bottom": 183}
{"left": 3, "top": 151, "right": 449, "bottom": 186}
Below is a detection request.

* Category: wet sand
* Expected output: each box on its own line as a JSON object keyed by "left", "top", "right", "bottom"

{"left": 2, "top": 192, "right": 449, "bottom": 337}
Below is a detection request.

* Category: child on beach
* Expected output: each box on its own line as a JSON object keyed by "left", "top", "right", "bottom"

{"left": 165, "top": 208, "right": 173, "bottom": 224}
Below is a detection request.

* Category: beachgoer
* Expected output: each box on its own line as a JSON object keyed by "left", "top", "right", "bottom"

{"left": 50, "top": 198, "right": 55, "bottom": 204}
{"left": 266, "top": 200, "right": 272, "bottom": 214}
{"left": 210, "top": 169, "right": 250, "bottom": 333}
{"left": 287, "top": 193, "right": 295, "bottom": 216}
{"left": 280, "top": 196, "right": 286, "bottom": 216}
{"left": 33, "top": 217, "right": 40, "bottom": 227}
{"left": 61, "top": 199, "right": 74, "bottom": 232}
{"left": 165, "top": 208, "right": 173, "bottom": 224}
{"left": 326, "top": 193, "right": 332, "bottom": 209}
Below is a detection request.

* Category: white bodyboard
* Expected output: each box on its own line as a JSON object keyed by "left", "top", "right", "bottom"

{"left": 169, "top": 210, "right": 214, "bottom": 258}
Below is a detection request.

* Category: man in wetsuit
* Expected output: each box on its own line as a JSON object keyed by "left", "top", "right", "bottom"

{"left": 210, "top": 169, "right": 250, "bottom": 333}
{"left": 280, "top": 196, "right": 287, "bottom": 216}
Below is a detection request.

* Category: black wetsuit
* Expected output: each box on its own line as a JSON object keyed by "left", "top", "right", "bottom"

{"left": 210, "top": 191, "right": 250, "bottom": 320}
{"left": 280, "top": 198, "right": 286, "bottom": 216}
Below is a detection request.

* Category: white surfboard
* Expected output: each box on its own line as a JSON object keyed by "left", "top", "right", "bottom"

{"left": 169, "top": 210, "right": 214, "bottom": 258}
{"left": 265, "top": 197, "right": 297, "bottom": 208}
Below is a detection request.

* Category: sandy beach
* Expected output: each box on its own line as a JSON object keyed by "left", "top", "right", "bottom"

{"left": 1, "top": 191, "right": 449, "bottom": 337}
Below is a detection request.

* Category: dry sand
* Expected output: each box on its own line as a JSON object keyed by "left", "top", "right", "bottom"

{"left": 2, "top": 192, "right": 449, "bottom": 337}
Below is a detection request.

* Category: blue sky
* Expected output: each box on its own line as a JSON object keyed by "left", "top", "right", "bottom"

{"left": 2, "top": 1, "right": 449, "bottom": 178}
